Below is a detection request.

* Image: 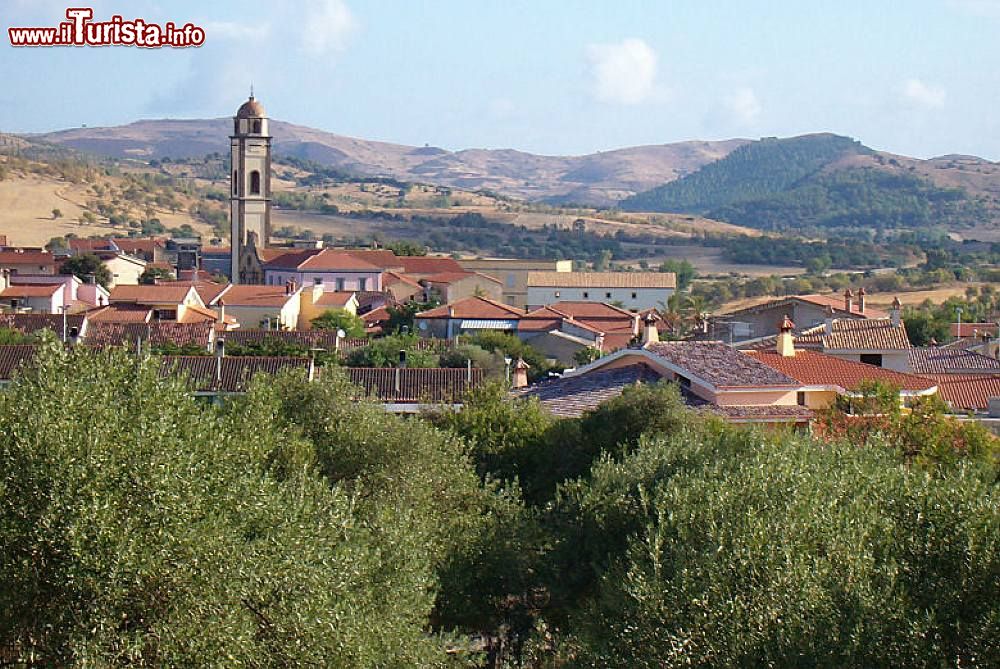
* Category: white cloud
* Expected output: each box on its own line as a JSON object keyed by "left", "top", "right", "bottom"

{"left": 301, "top": 0, "right": 358, "bottom": 56}
{"left": 586, "top": 38, "right": 658, "bottom": 105}
{"left": 902, "top": 78, "right": 946, "bottom": 109}
{"left": 724, "top": 87, "right": 762, "bottom": 124}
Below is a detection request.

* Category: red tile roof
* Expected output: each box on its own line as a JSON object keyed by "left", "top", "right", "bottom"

{"left": 726, "top": 293, "right": 888, "bottom": 320}
{"left": 1, "top": 284, "right": 61, "bottom": 298}
{"left": 741, "top": 318, "right": 910, "bottom": 352}
{"left": 69, "top": 238, "right": 117, "bottom": 252}
{"left": 417, "top": 295, "right": 523, "bottom": 319}
{"left": 0, "top": 250, "right": 58, "bottom": 266}
{"left": 925, "top": 374, "right": 1000, "bottom": 412}
{"left": 421, "top": 271, "right": 501, "bottom": 286}
{"left": 950, "top": 322, "right": 999, "bottom": 338}
{"left": 86, "top": 304, "right": 153, "bottom": 323}
{"left": 264, "top": 248, "right": 381, "bottom": 272}
{"left": 315, "top": 291, "right": 356, "bottom": 308}
{"left": 0, "top": 313, "right": 85, "bottom": 338}
{"left": 548, "top": 301, "right": 636, "bottom": 320}
{"left": 178, "top": 304, "right": 223, "bottom": 324}
{"left": 216, "top": 285, "right": 296, "bottom": 307}
{"left": 110, "top": 284, "right": 196, "bottom": 304}
{"left": 908, "top": 347, "right": 1000, "bottom": 374}
{"left": 86, "top": 322, "right": 213, "bottom": 349}
{"left": 112, "top": 238, "right": 165, "bottom": 254}
{"left": 746, "top": 350, "right": 936, "bottom": 392}
{"left": 383, "top": 270, "right": 422, "bottom": 288}
{"left": 396, "top": 256, "right": 464, "bottom": 275}
{"left": 343, "top": 249, "right": 405, "bottom": 269}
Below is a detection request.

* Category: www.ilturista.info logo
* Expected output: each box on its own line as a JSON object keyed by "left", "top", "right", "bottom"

{"left": 8, "top": 8, "right": 205, "bottom": 48}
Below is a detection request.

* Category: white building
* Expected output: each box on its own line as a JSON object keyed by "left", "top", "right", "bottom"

{"left": 526, "top": 271, "right": 676, "bottom": 311}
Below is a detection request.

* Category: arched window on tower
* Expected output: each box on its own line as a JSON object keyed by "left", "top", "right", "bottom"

{"left": 250, "top": 170, "right": 261, "bottom": 195}
{"left": 252, "top": 119, "right": 261, "bottom": 134}
{"left": 232, "top": 171, "right": 238, "bottom": 195}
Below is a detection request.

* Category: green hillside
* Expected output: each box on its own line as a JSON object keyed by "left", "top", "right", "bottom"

{"left": 621, "top": 134, "right": 870, "bottom": 213}
{"left": 710, "top": 167, "right": 988, "bottom": 231}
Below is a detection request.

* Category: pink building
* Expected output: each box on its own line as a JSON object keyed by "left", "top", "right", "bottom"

{"left": 263, "top": 249, "right": 383, "bottom": 293}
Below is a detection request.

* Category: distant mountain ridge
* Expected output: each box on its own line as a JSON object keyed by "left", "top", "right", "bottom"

{"left": 622, "top": 134, "right": 1000, "bottom": 232}
{"left": 32, "top": 119, "right": 748, "bottom": 206}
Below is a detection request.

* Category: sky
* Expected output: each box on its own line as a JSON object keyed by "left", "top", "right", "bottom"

{"left": 2, "top": 0, "right": 1000, "bottom": 159}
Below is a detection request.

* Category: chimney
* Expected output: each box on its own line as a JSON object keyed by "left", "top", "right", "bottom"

{"left": 642, "top": 312, "right": 660, "bottom": 346}
{"left": 857, "top": 286, "right": 866, "bottom": 315}
{"left": 825, "top": 304, "right": 835, "bottom": 335}
{"left": 890, "top": 296, "right": 901, "bottom": 327}
{"left": 776, "top": 314, "right": 796, "bottom": 357}
{"left": 844, "top": 288, "right": 854, "bottom": 313}
{"left": 217, "top": 299, "right": 225, "bottom": 325}
{"left": 512, "top": 358, "right": 530, "bottom": 389}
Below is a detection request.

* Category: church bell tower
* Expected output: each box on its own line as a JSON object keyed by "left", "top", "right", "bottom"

{"left": 230, "top": 91, "right": 271, "bottom": 283}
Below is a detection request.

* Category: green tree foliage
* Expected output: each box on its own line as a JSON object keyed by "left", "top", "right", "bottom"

{"left": 138, "top": 266, "right": 172, "bottom": 284}
{"left": 342, "top": 333, "right": 439, "bottom": 368}
{"left": 464, "top": 331, "right": 556, "bottom": 380}
{"left": 558, "top": 433, "right": 1000, "bottom": 667}
{"left": 310, "top": 308, "right": 366, "bottom": 337}
{"left": 623, "top": 134, "right": 870, "bottom": 213}
{"left": 0, "top": 347, "right": 471, "bottom": 666}
{"left": 58, "top": 252, "right": 112, "bottom": 288}
{"left": 656, "top": 258, "right": 697, "bottom": 289}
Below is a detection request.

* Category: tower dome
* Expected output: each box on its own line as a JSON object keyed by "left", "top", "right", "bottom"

{"left": 236, "top": 95, "right": 265, "bottom": 118}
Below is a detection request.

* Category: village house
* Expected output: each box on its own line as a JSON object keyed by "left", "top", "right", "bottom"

{"left": 458, "top": 258, "right": 572, "bottom": 308}
{"left": 711, "top": 288, "right": 887, "bottom": 343}
{"left": 0, "top": 249, "right": 59, "bottom": 276}
{"left": 419, "top": 271, "right": 503, "bottom": 304}
{"left": 526, "top": 271, "right": 676, "bottom": 311}
{"left": 263, "top": 248, "right": 383, "bottom": 293}
{"left": 100, "top": 284, "right": 219, "bottom": 325}
{"left": 415, "top": 296, "right": 524, "bottom": 339}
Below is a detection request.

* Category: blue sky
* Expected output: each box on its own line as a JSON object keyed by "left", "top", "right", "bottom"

{"left": 2, "top": 0, "right": 1000, "bottom": 158}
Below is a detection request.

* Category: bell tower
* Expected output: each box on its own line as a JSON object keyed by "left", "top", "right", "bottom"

{"left": 230, "top": 91, "right": 271, "bottom": 283}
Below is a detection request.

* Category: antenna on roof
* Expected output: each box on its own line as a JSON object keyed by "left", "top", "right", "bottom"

{"left": 249, "top": 82, "right": 254, "bottom": 100}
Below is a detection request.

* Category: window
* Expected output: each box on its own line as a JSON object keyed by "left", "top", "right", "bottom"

{"left": 631, "top": 292, "right": 637, "bottom": 299}
{"left": 554, "top": 291, "right": 560, "bottom": 298}
{"left": 583, "top": 291, "right": 589, "bottom": 299}
{"left": 797, "top": 391, "right": 807, "bottom": 406}
{"left": 358, "top": 277, "right": 367, "bottom": 291}
{"left": 252, "top": 119, "right": 261, "bottom": 134}
{"left": 859, "top": 353, "right": 883, "bottom": 367}
{"left": 605, "top": 292, "right": 612, "bottom": 299}
{"left": 249, "top": 170, "right": 261, "bottom": 195}
{"left": 336, "top": 278, "right": 345, "bottom": 291}
{"left": 234, "top": 120, "right": 239, "bottom": 134}
{"left": 314, "top": 277, "right": 323, "bottom": 286}
{"left": 232, "top": 171, "right": 238, "bottom": 195}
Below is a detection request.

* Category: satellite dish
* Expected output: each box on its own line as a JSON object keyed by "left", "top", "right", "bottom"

{"left": 418, "top": 321, "right": 428, "bottom": 331}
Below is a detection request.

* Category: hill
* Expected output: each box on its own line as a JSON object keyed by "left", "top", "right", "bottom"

{"left": 621, "top": 134, "right": 1000, "bottom": 233}
{"left": 34, "top": 120, "right": 747, "bottom": 206}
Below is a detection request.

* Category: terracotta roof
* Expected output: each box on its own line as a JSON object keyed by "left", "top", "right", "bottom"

{"left": 0, "top": 250, "right": 58, "bottom": 265}
{"left": 951, "top": 322, "right": 999, "bottom": 338}
{"left": 644, "top": 341, "right": 799, "bottom": 389}
{"left": 527, "top": 271, "right": 676, "bottom": 289}
{"left": 314, "top": 291, "right": 356, "bottom": 308}
{"left": 396, "top": 256, "right": 465, "bottom": 275}
{"left": 264, "top": 248, "right": 380, "bottom": 272}
{"left": 0, "top": 344, "right": 38, "bottom": 381}
{"left": 417, "top": 295, "right": 524, "bottom": 320}
{"left": 908, "top": 347, "right": 1000, "bottom": 375}
{"left": 519, "top": 306, "right": 570, "bottom": 333}
{"left": 0, "top": 313, "right": 85, "bottom": 338}
{"left": 343, "top": 249, "right": 404, "bottom": 269}
{"left": 339, "top": 367, "right": 485, "bottom": 403}
{"left": 924, "top": 374, "right": 1000, "bottom": 412}
{"left": 86, "top": 322, "right": 213, "bottom": 349}
{"left": 110, "top": 284, "right": 195, "bottom": 304}
{"left": 86, "top": 304, "right": 153, "bottom": 323}
{"left": 216, "top": 285, "right": 296, "bottom": 307}
{"left": 69, "top": 238, "right": 117, "bottom": 252}
{"left": 164, "top": 357, "right": 313, "bottom": 394}
{"left": 356, "top": 290, "right": 394, "bottom": 311}
{"left": 201, "top": 246, "right": 231, "bottom": 256}
{"left": 513, "top": 363, "right": 662, "bottom": 417}
{"left": 383, "top": 271, "right": 422, "bottom": 288}
{"left": 1, "top": 284, "right": 61, "bottom": 298}
{"left": 361, "top": 306, "right": 390, "bottom": 324}
{"left": 177, "top": 304, "right": 223, "bottom": 324}
{"left": 601, "top": 332, "right": 637, "bottom": 352}
{"left": 746, "top": 349, "right": 936, "bottom": 392}
{"left": 112, "top": 238, "right": 165, "bottom": 254}
{"left": 548, "top": 301, "right": 637, "bottom": 320}
{"left": 184, "top": 282, "right": 229, "bottom": 305}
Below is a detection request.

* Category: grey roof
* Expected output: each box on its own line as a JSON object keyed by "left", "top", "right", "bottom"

{"left": 908, "top": 347, "right": 1000, "bottom": 374}
{"left": 513, "top": 363, "right": 661, "bottom": 417}
{"left": 644, "top": 341, "right": 799, "bottom": 388}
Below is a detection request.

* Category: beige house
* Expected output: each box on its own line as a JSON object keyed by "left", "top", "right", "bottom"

{"left": 459, "top": 258, "right": 572, "bottom": 307}
{"left": 98, "top": 252, "right": 147, "bottom": 287}
{"left": 212, "top": 284, "right": 302, "bottom": 331}
{"left": 420, "top": 272, "right": 503, "bottom": 304}
{"left": 526, "top": 271, "right": 675, "bottom": 311}
{"left": 109, "top": 284, "right": 207, "bottom": 322}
